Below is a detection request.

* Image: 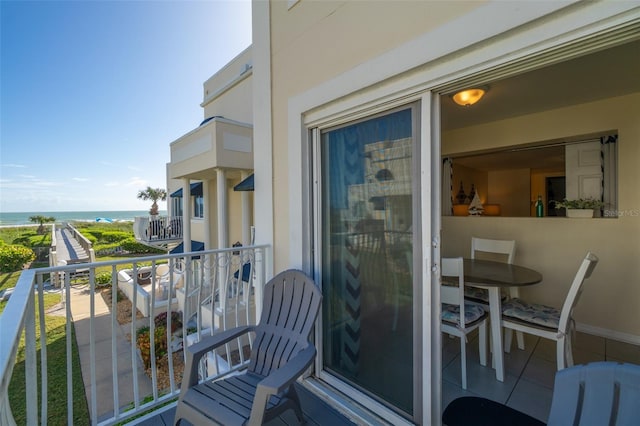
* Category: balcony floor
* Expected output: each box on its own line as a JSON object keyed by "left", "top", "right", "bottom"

{"left": 442, "top": 330, "right": 640, "bottom": 422}
{"left": 66, "top": 281, "right": 639, "bottom": 425}
{"left": 139, "top": 331, "right": 640, "bottom": 425}
{"left": 137, "top": 383, "right": 356, "bottom": 425}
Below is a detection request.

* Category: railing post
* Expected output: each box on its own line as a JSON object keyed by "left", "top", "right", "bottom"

{"left": 24, "top": 292, "right": 37, "bottom": 425}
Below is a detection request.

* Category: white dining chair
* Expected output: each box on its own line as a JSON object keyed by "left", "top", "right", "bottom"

{"left": 441, "top": 257, "right": 488, "bottom": 389}
{"left": 502, "top": 252, "right": 598, "bottom": 370}
{"left": 465, "top": 237, "right": 527, "bottom": 351}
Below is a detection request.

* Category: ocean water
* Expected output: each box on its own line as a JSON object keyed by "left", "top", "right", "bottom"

{"left": 0, "top": 210, "right": 167, "bottom": 227}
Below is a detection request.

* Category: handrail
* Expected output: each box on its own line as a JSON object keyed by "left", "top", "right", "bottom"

{"left": 0, "top": 244, "right": 270, "bottom": 425}
{"left": 0, "top": 270, "right": 38, "bottom": 425}
{"left": 67, "top": 223, "right": 95, "bottom": 263}
{"left": 133, "top": 215, "right": 183, "bottom": 243}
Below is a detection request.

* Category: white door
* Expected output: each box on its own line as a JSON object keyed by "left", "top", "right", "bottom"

{"left": 565, "top": 140, "right": 602, "bottom": 201}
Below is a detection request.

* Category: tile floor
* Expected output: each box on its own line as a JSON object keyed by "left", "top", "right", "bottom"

{"left": 441, "top": 330, "right": 640, "bottom": 422}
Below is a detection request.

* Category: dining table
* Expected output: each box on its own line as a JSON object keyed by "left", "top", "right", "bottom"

{"left": 462, "top": 258, "right": 543, "bottom": 382}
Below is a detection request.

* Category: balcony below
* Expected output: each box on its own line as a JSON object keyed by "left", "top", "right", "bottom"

{"left": 133, "top": 215, "right": 183, "bottom": 246}
{"left": 169, "top": 116, "right": 253, "bottom": 181}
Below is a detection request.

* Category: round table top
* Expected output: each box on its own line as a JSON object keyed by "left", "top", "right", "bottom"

{"left": 463, "top": 258, "right": 542, "bottom": 288}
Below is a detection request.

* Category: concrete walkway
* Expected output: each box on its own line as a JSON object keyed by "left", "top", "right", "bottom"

{"left": 68, "top": 284, "right": 152, "bottom": 422}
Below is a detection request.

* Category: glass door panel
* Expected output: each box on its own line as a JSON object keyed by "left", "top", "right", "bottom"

{"left": 320, "top": 107, "right": 414, "bottom": 416}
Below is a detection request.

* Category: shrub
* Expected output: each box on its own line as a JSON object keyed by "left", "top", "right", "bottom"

{"left": 11, "top": 236, "right": 31, "bottom": 247}
{"left": 95, "top": 272, "right": 112, "bottom": 287}
{"left": 84, "top": 229, "right": 103, "bottom": 239}
{"left": 94, "top": 242, "right": 122, "bottom": 255}
{"left": 136, "top": 326, "right": 169, "bottom": 369}
{"left": 120, "top": 238, "right": 165, "bottom": 254}
{"left": 154, "top": 311, "right": 182, "bottom": 334}
{"left": 27, "top": 233, "right": 50, "bottom": 247}
{"left": 99, "top": 231, "right": 130, "bottom": 243}
{"left": 0, "top": 245, "right": 36, "bottom": 272}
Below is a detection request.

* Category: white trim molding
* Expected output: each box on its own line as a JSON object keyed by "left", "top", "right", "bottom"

{"left": 252, "top": 0, "right": 274, "bottom": 279}
{"left": 577, "top": 322, "right": 640, "bottom": 347}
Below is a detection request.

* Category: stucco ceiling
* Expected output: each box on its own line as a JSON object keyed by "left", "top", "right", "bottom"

{"left": 440, "top": 40, "right": 640, "bottom": 132}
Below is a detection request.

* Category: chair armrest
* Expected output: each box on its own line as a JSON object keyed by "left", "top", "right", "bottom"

{"left": 181, "top": 325, "right": 255, "bottom": 392}
{"left": 259, "top": 344, "right": 316, "bottom": 393}
{"left": 249, "top": 344, "right": 316, "bottom": 424}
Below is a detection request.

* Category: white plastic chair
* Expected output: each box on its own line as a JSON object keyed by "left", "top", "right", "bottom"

{"left": 155, "top": 263, "right": 170, "bottom": 281}
{"left": 465, "top": 237, "right": 526, "bottom": 351}
{"left": 441, "top": 257, "right": 488, "bottom": 389}
{"left": 502, "top": 252, "right": 598, "bottom": 370}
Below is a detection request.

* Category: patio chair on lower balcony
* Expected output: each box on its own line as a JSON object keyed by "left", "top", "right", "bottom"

{"left": 174, "top": 269, "right": 322, "bottom": 426}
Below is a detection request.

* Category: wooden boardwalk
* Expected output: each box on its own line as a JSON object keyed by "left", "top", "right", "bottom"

{"left": 55, "top": 227, "right": 90, "bottom": 264}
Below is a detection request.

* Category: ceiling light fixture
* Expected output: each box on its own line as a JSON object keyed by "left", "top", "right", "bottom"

{"left": 452, "top": 87, "right": 487, "bottom": 107}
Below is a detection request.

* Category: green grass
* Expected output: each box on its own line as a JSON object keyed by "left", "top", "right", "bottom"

{"left": 3, "top": 292, "right": 89, "bottom": 425}
{"left": 0, "top": 222, "right": 165, "bottom": 424}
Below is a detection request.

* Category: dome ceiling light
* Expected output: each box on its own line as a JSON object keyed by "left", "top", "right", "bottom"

{"left": 452, "top": 87, "right": 488, "bottom": 107}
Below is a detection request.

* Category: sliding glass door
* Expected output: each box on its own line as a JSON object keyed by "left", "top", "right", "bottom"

{"left": 316, "top": 105, "right": 418, "bottom": 418}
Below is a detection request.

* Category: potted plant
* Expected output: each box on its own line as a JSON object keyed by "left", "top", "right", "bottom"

{"left": 553, "top": 197, "right": 604, "bottom": 218}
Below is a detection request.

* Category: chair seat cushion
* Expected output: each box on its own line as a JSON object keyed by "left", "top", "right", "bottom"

{"left": 502, "top": 297, "right": 559, "bottom": 328}
{"left": 442, "top": 303, "right": 486, "bottom": 326}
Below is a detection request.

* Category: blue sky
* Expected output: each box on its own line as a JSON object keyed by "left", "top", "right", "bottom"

{"left": 0, "top": 0, "right": 252, "bottom": 213}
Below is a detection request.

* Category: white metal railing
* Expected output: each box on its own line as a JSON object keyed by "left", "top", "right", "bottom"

{"left": 133, "top": 216, "right": 183, "bottom": 244}
{"left": 0, "top": 244, "right": 270, "bottom": 425}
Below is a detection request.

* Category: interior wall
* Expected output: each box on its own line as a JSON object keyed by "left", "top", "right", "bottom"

{"left": 451, "top": 163, "right": 487, "bottom": 206}
{"left": 487, "top": 169, "right": 530, "bottom": 217}
{"left": 531, "top": 170, "right": 564, "bottom": 216}
{"left": 442, "top": 93, "right": 640, "bottom": 340}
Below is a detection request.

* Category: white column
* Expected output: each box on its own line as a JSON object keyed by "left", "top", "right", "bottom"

{"left": 182, "top": 178, "right": 191, "bottom": 252}
{"left": 202, "top": 179, "right": 211, "bottom": 250}
{"left": 216, "top": 169, "right": 229, "bottom": 308}
{"left": 216, "top": 169, "right": 228, "bottom": 249}
{"left": 241, "top": 170, "right": 251, "bottom": 245}
{"left": 252, "top": 0, "right": 274, "bottom": 278}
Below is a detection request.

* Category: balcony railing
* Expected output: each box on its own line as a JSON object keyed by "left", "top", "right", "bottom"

{"left": 0, "top": 245, "right": 270, "bottom": 425}
{"left": 133, "top": 216, "right": 183, "bottom": 244}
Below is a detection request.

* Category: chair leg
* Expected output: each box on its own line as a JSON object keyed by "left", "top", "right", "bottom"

{"left": 557, "top": 337, "right": 566, "bottom": 370}
{"left": 516, "top": 331, "right": 525, "bottom": 350}
{"left": 460, "top": 335, "right": 468, "bottom": 390}
{"left": 478, "top": 323, "right": 487, "bottom": 367}
{"left": 504, "top": 328, "right": 513, "bottom": 353}
{"left": 288, "top": 385, "right": 307, "bottom": 424}
{"left": 508, "top": 288, "right": 526, "bottom": 351}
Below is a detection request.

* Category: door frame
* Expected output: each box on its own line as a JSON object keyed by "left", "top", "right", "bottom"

{"left": 309, "top": 100, "right": 429, "bottom": 425}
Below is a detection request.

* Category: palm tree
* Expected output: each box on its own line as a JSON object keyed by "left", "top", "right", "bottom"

{"left": 137, "top": 186, "right": 167, "bottom": 216}
{"left": 29, "top": 215, "right": 55, "bottom": 235}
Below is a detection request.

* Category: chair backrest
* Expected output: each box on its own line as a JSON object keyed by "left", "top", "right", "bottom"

{"left": 548, "top": 362, "right": 640, "bottom": 425}
{"left": 557, "top": 252, "right": 598, "bottom": 334}
{"left": 441, "top": 257, "right": 465, "bottom": 323}
{"left": 155, "top": 263, "right": 170, "bottom": 279}
{"left": 248, "top": 269, "right": 322, "bottom": 377}
{"left": 441, "top": 257, "right": 464, "bottom": 304}
{"left": 471, "top": 237, "right": 516, "bottom": 264}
